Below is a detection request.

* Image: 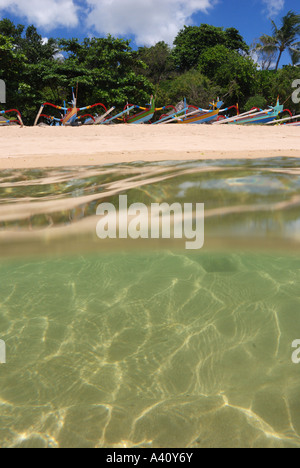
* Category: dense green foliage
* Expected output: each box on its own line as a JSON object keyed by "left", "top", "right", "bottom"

{"left": 134, "top": 42, "right": 176, "bottom": 86}
{"left": 173, "top": 24, "right": 249, "bottom": 71}
{"left": 157, "top": 70, "right": 221, "bottom": 109}
{"left": 0, "top": 19, "right": 153, "bottom": 123}
{"left": 198, "top": 45, "right": 258, "bottom": 104}
{"left": 0, "top": 16, "right": 299, "bottom": 125}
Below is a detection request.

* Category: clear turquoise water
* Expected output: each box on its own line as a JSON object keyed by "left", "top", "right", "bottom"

{"left": 0, "top": 158, "right": 300, "bottom": 448}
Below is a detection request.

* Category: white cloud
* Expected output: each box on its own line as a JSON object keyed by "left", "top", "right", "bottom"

{"left": 262, "top": 0, "right": 285, "bottom": 17}
{"left": 0, "top": 0, "right": 79, "bottom": 29}
{"left": 42, "top": 37, "right": 65, "bottom": 60}
{"left": 85, "top": 0, "right": 218, "bottom": 46}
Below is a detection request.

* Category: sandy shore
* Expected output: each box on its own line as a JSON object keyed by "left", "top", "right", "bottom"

{"left": 0, "top": 125, "right": 299, "bottom": 169}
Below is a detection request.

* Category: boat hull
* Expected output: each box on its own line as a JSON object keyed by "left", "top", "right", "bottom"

{"left": 126, "top": 112, "right": 154, "bottom": 124}
{"left": 125, "top": 97, "right": 155, "bottom": 124}
{"left": 233, "top": 116, "right": 276, "bottom": 125}
{"left": 228, "top": 103, "right": 284, "bottom": 125}
{"left": 178, "top": 108, "right": 220, "bottom": 124}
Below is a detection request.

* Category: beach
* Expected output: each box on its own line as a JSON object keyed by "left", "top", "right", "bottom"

{"left": 2, "top": 1, "right": 300, "bottom": 449}
{"left": 0, "top": 125, "right": 299, "bottom": 169}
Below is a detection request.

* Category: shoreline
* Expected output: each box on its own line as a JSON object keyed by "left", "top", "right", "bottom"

{"left": 1, "top": 150, "right": 300, "bottom": 170}
{"left": 0, "top": 125, "right": 299, "bottom": 169}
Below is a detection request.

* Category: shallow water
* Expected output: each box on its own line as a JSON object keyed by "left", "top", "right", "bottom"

{"left": 0, "top": 158, "right": 300, "bottom": 448}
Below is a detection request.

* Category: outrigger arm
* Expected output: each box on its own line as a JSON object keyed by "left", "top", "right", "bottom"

{"left": 0, "top": 109, "right": 24, "bottom": 127}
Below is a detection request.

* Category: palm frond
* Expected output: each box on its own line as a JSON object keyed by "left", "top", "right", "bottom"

{"left": 271, "top": 20, "right": 279, "bottom": 36}
{"left": 290, "top": 49, "right": 300, "bottom": 65}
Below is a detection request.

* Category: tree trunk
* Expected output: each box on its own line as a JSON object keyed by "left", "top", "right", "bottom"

{"left": 275, "top": 49, "right": 283, "bottom": 71}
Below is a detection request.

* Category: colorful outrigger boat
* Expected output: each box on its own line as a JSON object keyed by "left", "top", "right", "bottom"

{"left": 177, "top": 100, "right": 223, "bottom": 124}
{"left": 0, "top": 109, "right": 24, "bottom": 126}
{"left": 265, "top": 112, "right": 300, "bottom": 126}
{"left": 216, "top": 99, "right": 285, "bottom": 125}
{"left": 34, "top": 88, "right": 114, "bottom": 126}
{"left": 123, "top": 96, "right": 155, "bottom": 124}
{"left": 154, "top": 99, "right": 226, "bottom": 124}
{"left": 122, "top": 96, "right": 175, "bottom": 124}
{"left": 33, "top": 89, "right": 163, "bottom": 126}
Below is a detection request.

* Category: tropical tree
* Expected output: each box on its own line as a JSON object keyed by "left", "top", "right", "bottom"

{"left": 254, "top": 11, "right": 300, "bottom": 70}
{"left": 244, "top": 95, "right": 267, "bottom": 111}
{"left": 0, "top": 18, "right": 24, "bottom": 44}
{"left": 0, "top": 19, "right": 58, "bottom": 61}
{"left": 198, "top": 45, "right": 258, "bottom": 106}
{"left": 291, "top": 48, "right": 300, "bottom": 66}
{"left": 0, "top": 34, "right": 26, "bottom": 105}
{"left": 58, "top": 36, "right": 154, "bottom": 108}
{"left": 172, "top": 24, "right": 249, "bottom": 72}
{"left": 252, "top": 35, "right": 278, "bottom": 70}
{"left": 159, "top": 70, "right": 221, "bottom": 108}
{"left": 135, "top": 42, "right": 176, "bottom": 86}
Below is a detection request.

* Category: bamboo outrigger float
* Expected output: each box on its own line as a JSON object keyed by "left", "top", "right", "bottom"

{"left": 265, "top": 113, "right": 300, "bottom": 126}
{"left": 0, "top": 109, "right": 24, "bottom": 127}
{"left": 286, "top": 121, "right": 300, "bottom": 126}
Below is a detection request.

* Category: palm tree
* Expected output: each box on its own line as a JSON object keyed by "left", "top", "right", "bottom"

{"left": 253, "top": 35, "right": 278, "bottom": 70}
{"left": 254, "top": 10, "right": 300, "bottom": 70}
{"left": 291, "top": 49, "right": 300, "bottom": 66}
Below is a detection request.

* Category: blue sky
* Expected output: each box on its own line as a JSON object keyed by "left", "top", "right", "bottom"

{"left": 0, "top": 0, "right": 298, "bottom": 65}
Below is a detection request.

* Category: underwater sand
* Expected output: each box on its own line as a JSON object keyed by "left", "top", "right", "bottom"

{"left": 0, "top": 158, "right": 300, "bottom": 448}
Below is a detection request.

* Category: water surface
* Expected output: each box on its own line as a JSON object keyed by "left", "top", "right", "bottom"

{"left": 0, "top": 158, "right": 300, "bottom": 448}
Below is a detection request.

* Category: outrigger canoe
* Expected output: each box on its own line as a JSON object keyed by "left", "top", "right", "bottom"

{"left": 154, "top": 99, "right": 224, "bottom": 125}
{"left": 34, "top": 88, "right": 113, "bottom": 126}
{"left": 177, "top": 100, "right": 223, "bottom": 124}
{"left": 216, "top": 99, "right": 284, "bottom": 125}
{"left": 123, "top": 96, "right": 156, "bottom": 124}
{"left": 0, "top": 109, "right": 24, "bottom": 126}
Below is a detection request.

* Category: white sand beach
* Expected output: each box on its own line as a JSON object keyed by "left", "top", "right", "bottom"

{"left": 0, "top": 124, "right": 299, "bottom": 169}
